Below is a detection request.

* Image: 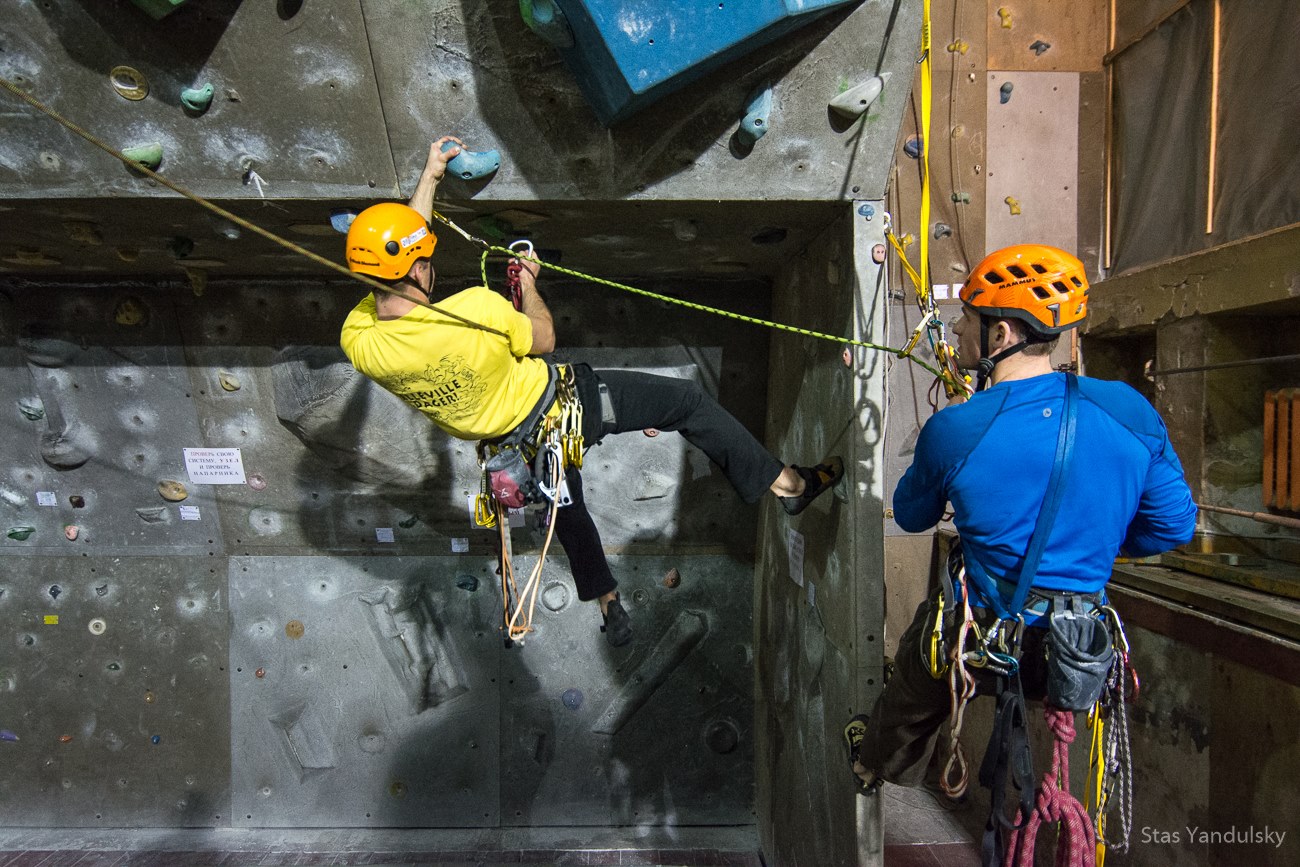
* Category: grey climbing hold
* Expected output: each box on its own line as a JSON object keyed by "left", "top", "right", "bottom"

{"left": 442, "top": 140, "right": 500, "bottom": 181}
{"left": 180, "top": 83, "right": 215, "bottom": 113}
{"left": 519, "top": 0, "right": 574, "bottom": 48}
{"left": 951, "top": 191, "right": 972, "bottom": 204}
{"left": 135, "top": 506, "right": 168, "bottom": 524}
{"left": 122, "top": 143, "right": 163, "bottom": 171}
{"left": 999, "top": 81, "right": 1014, "bottom": 104}
{"left": 737, "top": 82, "right": 773, "bottom": 147}
{"left": 17, "top": 399, "right": 45, "bottom": 421}
{"left": 1030, "top": 40, "right": 1051, "bottom": 56}
{"left": 829, "top": 74, "right": 889, "bottom": 121}
{"left": 933, "top": 222, "right": 952, "bottom": 239}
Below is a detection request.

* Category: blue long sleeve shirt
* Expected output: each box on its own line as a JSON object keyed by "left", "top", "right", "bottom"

{"left": 893, "top": 372, "right": 1197, "bottom": 598}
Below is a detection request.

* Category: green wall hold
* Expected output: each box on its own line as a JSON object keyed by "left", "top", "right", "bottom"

{"left": 122, "top": 143, "right": 163, "bottom": 171}
{"left": 180, "top": 83, "right": 214, "bottom": 113}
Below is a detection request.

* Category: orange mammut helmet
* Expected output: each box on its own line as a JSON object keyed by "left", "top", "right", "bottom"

{"left": 345, "top": 203, "right": 437, "bottom": 280}
{"left": 960, "top": 244, "right": 1088, "bottom": 337}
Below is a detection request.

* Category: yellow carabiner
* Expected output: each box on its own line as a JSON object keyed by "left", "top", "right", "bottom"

{"left": 927, "top": 591, "right": 949, "bottom": 678}
{"left": 474, "top": 492, "right": 498, "bottom": 528}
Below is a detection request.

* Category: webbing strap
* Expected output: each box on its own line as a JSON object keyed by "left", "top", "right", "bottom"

{"left": 965, "top": 374, "right": 1079, "bottom": 619}
{"left": 979, "top": 676, "right": 1036, "bottom": 867}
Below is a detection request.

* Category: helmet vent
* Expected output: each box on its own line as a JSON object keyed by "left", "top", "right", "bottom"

{"left": 1031, "top": 263, "right": 1048, "bottom": 274}
{"left": 1070, "top": 276, "right": 1083, "bottom": 287}
{"left": 1031, "top": 286, "right": 1052, "bottom": 300}
{"left": 984, "top": 271, "right": 1006, "bottom": 284}
{"left": 1007, "top": 264, "right": 1028, "bottom": 279}
{"left": 1052, "top": 280, "right": 1069, "bottom": 294}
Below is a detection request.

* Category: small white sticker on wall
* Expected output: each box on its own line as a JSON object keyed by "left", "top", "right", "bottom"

{"left": 451, "top": 537, "right": 469, "bottom": 553}
{"left": 36, "top": 491, "right": 57, "bottom": 506}
{"left": 787, "top": 527, "right": 805, "bottom": 588}
{"left": 375, "top": 527, "right": 395, "bottom": 543}
{"left": 179, "top": 505, "right": 201, "bottom": 521}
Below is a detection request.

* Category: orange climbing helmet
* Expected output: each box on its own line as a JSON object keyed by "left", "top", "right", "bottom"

{"left": 345, "top": 203, "right": 437, "bottom": 280}
{"left": 960, "top": 244, "right": 1088, "bottom": 336}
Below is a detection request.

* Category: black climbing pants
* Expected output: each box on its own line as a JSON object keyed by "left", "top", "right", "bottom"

{"left": 555, "top": 365, "right": 786, "bottom": 602}
{"left": 857, "top": 593, "right": 1052, "bottom": 786}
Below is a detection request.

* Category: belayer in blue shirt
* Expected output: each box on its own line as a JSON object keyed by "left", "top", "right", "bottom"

{"left": 842, "top": 244, "right": 1196, "bottom": 801}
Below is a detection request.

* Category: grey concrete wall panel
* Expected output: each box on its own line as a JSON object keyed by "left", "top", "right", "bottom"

{"left": 499, "top": 555, "right": 753, "bottom": 826}
{"left": 364, "top": 0, "right": 922, "bottom": 203}
{"left": 0, "top": 555, "right": 230, "bottom": 826}
{"left": 755, "top": 205, "right": 887, "bottom": 866}
{"left": 229, "top": 555, "right": 500, "bottom": 828}
{"left": 0, "top": 0, "right": 399, "bottom": 200}
{"left": 1, "top": 289, "right": 220, "bottom": 555}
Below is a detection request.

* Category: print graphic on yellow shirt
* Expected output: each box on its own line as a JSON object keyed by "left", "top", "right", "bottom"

{"left": 340, "top": 286, "right": 550, "bottom": 441}
{"left": 376, "top": 356, "right": 489, "bottom": 422}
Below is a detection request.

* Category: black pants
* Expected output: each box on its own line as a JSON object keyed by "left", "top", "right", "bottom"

{"left": 858, "top": 593, "right": 1051, "bottom": 786}
{"left": 554, "top": 366, "right": 785, "bottom": 601}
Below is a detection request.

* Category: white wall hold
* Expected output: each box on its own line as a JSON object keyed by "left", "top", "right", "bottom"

{"left": 828, "top": 73, "right": 890, "bottom": 121}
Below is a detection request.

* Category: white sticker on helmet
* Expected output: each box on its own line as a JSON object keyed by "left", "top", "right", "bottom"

{"left": 399, "top": 226, "right": 428, "bottom": 248}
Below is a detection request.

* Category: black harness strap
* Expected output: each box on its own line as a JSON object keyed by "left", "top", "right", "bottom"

{"left": 979, "top": 674, "right": 1037, "bottom": 867}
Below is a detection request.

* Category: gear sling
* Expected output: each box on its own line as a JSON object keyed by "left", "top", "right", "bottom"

{"left": 474, "top": 363, "right": 585, "bottom": 645}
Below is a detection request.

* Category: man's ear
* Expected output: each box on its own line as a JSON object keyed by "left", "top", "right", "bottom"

{"left": 990, "top": 319, "right": 1015, "bottom": 351}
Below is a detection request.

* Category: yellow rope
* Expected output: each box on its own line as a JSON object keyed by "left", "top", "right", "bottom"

{"left": 1, "top": 73, "right": 942, "bottom": 379}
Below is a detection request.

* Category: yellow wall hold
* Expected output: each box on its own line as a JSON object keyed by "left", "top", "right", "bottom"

{"left": 1005, "top": 196, "right": 1022, "bottom": 215}
{"left": 44, "top": 615, "right": 59, "bottom": 625}
{"left": 997, "top": 7, "right": 1013, "bottom": 29}
{"left": 218, "top": 371, "right": 242, "bottom": 392}
{"left": 185, "top": 267, "right": 207, "bottom": 297}
{"left": 110, "top": 66, "right": 149, "bottom": 100}
{"left": 158, "top": 479, "right": 189, "bottom": 502}
{"left": 114, "top": 296, "right": 148, "bottom": 326}
{"left": 947, "top": 39, "right": 969, "bottom": 55}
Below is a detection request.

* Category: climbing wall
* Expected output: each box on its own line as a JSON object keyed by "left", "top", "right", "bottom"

{"left": 754, "top": 205, "right": 889, "bottom": 867}
{"left": 0, "top": 276, "right": 768, "bottom": 828}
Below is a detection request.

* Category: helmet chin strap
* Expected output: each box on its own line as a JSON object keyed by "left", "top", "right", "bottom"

{"left": 975, "top": 316, "right": 1034, "bottom": 391}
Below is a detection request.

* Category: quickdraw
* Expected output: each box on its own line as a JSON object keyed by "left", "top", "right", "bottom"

{"left": 502, "top": 239, "right": 533, "bottom": 311}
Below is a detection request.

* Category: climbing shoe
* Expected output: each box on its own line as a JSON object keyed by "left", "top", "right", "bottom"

{"left": 843, "top": 714, "right": 881, "bottom": 796}
{"left": 600, "top": 594, "right": 633, "bottom": 648}
{"left": 781, "top": 456, "right": 845, "bottom": 516}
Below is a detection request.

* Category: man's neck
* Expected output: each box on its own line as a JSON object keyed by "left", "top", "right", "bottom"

{"left": 375, "top": 286, "right": 427, "bottom": 321}
{"left": 990, "top": 353, "right": 1056, "bottom": 385}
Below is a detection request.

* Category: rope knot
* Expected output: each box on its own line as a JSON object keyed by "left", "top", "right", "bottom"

{"left": 1045, "top": 706, "right": 1077, "bottom": 743}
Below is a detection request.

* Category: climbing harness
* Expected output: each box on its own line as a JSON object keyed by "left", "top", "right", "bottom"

{"left": 474, "top": 364, "right": 584, "bottom": 645}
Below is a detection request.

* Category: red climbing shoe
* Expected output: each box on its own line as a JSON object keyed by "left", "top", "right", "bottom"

{"left": 781, "top": 456, "right": 845, "bottom": 516}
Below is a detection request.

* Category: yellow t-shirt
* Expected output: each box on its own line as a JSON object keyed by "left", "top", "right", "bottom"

{"left": 340, "top": 287, "right": 550, "bottom": 440}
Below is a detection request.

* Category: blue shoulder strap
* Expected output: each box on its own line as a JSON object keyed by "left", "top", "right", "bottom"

{"left": 965, "top": 374, "right": 1079, "bottom": 619}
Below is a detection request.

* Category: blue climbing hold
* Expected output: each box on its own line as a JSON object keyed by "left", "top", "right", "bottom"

{"left": 455, "top": 574, "right": 480, "bottom": 592}
{"left": 903, "top": 135, "right": 923, "bottom": 159}
{"left": 561, "top": 688, "right": 583, "bottom": 710}
{"left": 999, "top": 81, "right": 1014, "bottom": 104}
{"left": 519, "top": 0, "right": 574, "bottom": 49}
{"left": 329, "top": 209, "right": 358, "bottom": 234}
{"left": 737, "top": 82, "right": 773, "bottom": 147}
{"left": 151, "top": 735, "right": 161, "bottom": 745}
{"left": 0, "top": 730, "right": 18, "bottom": 742}
{"left": 442, "top": 140, "right": 500, "bottom": 181}
{"left": 857, "top": 204, "right": 875, "bottom": 220}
